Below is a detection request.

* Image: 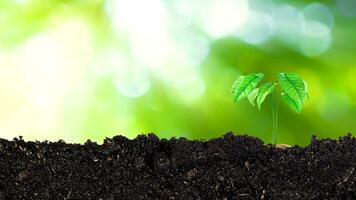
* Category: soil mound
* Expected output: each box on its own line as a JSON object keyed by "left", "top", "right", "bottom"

{"left": 0, "top": 133, "right": 355, "bottom": 199}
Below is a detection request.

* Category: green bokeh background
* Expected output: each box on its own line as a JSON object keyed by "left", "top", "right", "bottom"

{"left": 0, "top": 0, "right": 355, "bottom": 146}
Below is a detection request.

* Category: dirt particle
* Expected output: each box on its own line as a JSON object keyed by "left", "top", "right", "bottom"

{"left": 261, "top": 189, "right": 266, "bottom": 199}
{"left": 186, "top": 168, "right": 197, "bottom": 179}
{"left": 343, "top": 167, "right": 355, "bottom": 182}
{"left": 244, "top": 161, "right": 250, "bottom": 171}
{"left": 16, "top": 170, "right": 29, "bottom": 182}
{"left": 135, "top": 156, "right": 145, "bottom": 168}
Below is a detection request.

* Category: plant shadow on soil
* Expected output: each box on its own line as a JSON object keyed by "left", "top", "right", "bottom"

{"left": 0, "top": 133, "right": 355, "bottom": 200}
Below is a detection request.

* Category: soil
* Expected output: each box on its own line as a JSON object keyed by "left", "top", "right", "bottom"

{"left": 0, "top": 133, "right": 355, "bottom": 200}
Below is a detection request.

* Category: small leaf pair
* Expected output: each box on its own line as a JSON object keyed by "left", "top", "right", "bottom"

{"left": 231, "top": 72, "right": 308, "bottom": 113}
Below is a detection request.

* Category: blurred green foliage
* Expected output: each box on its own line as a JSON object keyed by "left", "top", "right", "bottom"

{"left": 0, "top": 0, "right": 356, "bottom": 146}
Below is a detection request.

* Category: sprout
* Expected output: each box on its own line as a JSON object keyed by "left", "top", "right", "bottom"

{"left": 232, "top": 72, "right": 308, "bottom": 144}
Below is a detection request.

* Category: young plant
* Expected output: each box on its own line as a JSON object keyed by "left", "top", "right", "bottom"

{"left": 231, "top": 72, "right": 308, "bottom": 144}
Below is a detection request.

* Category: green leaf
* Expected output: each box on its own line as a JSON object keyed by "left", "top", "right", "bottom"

{"left": 231, "top": 73, "right": 264, "bottom": 102}
{"left": 248, "top": 88, "right": 259, "bottom": 106}
{"left": 281, "top": 91, "right": 302, "bottom": 113}
{"left": 256, "top": 82, "right": 276, "bottom": 110}
{"left": 278, "top": 73, "right": 307, "bottom": 112}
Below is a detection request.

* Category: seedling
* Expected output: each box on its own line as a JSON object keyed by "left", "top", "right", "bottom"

{"left": 231, "top": 72, "right": 308, "bottom": 144}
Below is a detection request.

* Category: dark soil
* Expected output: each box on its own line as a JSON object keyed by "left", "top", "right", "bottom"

{"left": 0, "top": 133, "right": 355, "bottom": 200}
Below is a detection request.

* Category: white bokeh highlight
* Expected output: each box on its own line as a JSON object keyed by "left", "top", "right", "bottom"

{"left": 237, "top": 11, "right": 275, "bottom": 44}
{"left": 200, "top": 0, "right": 249, "bottom": 38}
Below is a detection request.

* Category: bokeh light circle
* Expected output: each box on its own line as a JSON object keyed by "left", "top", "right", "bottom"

{"left": 273, "top": 5, "right": 304, "bottom": 45}
{"left": 237, "top": 11, "right": 275, "bottom": 44}
{"left": 97, "top": 50, "right": 151, "bottom": 98}
{"left": 300, "top": 20, "right": 332, "bottom": 56}
{"left": 303, "top": 3, "right": 334, "bottom": 28}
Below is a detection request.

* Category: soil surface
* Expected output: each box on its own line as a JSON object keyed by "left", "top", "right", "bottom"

{"left": 0, "top": 133, "right": 355, "bottom": 200}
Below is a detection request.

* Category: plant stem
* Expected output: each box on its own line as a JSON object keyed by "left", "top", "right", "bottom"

{"left": 270, "top": 95, "right": 279, "bottom": 145}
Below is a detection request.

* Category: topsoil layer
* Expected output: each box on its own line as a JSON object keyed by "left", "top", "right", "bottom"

{"left": 0, "top": 133, "right": 355, "bottom": 200}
